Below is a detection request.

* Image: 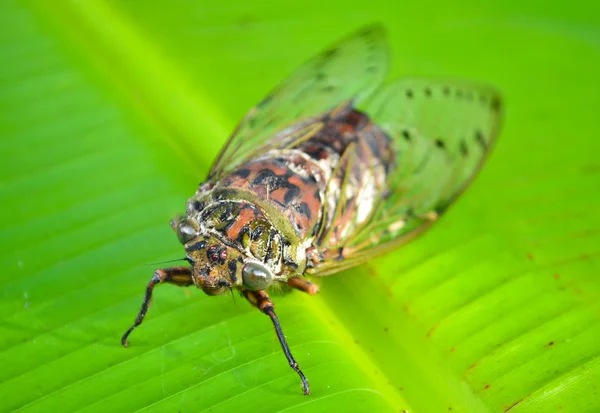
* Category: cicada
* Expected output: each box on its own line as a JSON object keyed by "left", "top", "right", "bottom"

{"left": 122, "top": 25, "right": 502, "bottom": 395}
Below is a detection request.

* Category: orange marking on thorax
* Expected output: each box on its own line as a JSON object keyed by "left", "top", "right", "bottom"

{"left": 226, "top": 207, "right": 255, "bottom": 240}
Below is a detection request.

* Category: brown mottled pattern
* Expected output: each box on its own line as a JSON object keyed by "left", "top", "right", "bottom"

{"left": 214, "top": 105, "right": 393, "bottom": 254}
{"left": 298, "top": 106, "right": 393, "bottom": 248}
{"left": 219, "top": 154, "right": 325, "bottom": 240}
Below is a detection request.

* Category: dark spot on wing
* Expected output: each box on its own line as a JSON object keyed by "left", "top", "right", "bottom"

{"left": 435, "top": 203, "right": 449, "bottom": 216}
{"left": 406, "top": 89, "right": 414, "bottom": 99}
{"left": 491, "top": 96, "right": 501, "bottom": 112}
{"left": 459, "top": 139, "right": 469, "bottom": 156}
{"left": 402, "top": 130, "right": 411, "bottom": 141}
{"left": 443, "top": 87, "right": 450, "bottom": 96}
{"left": 435, "top": 139, "right": 446, "bottom": 149}
{"left": 424, "top": 87, "right": 432, "bottom": 97}
{"left": 361, "top": 26, "right": 376, "bottom": 36}
{"left": 475, "top": 130, "right": 487, "bottom": 149}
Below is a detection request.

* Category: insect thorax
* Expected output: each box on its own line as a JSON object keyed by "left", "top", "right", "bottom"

{"left": 186, "top": 106, "right": 396, "bottom": 279}
{"left": 185, "top": 188, "right": 306, "bottom": 280}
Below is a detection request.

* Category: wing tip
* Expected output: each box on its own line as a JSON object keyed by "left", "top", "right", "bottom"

{"left": 359, "top": 22, "right": 387, "bottom": 37}
{"left": 336, "top": 22, "right": 388, "bottom": 50}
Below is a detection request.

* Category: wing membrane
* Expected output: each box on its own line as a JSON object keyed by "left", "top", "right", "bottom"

{"left": 208, "top": 25, "right": 389, "bottom": 180}
{"left": 204, "top": 25, "right": 503, "bottom": 275}
{"left": 312, "top": 79, "right": 503, "bottom": 275}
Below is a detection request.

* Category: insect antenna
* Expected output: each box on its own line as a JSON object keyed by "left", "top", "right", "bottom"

{"left": 230, "top": 288, "right": 236, "bottom": 304}
{"left": 144, "top": 258, "right": 189, "bottom": 266}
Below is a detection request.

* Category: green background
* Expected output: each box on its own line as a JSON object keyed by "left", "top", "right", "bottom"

{"left": 1, "top": 1, "right": 599, "bottom": 412}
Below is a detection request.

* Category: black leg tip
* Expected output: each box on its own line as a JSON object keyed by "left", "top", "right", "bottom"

{"left": 299, "top": 373, "right": 310, "bottom": 395}
{"left": 121, "top": 327, "right": 134, "bottom": 348}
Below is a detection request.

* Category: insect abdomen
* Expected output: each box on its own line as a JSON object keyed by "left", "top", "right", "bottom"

{"left": 296, "top": 105, "right": 394, "bottom": 249}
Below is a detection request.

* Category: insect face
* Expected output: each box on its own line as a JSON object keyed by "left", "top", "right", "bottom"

{"left": 184, "top": 235, "right": 245, "bottom": 296}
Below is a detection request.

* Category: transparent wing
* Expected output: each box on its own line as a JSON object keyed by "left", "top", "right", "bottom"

{"left": 312, "top": 79, "right": 503, "bottom": 275}
{"left": 208, "top": 25, "right": 389, "bottom": 180}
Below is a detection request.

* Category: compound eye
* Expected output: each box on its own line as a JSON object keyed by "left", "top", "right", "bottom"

{"left": 175, "top": 218, "right": 200, "bottom": 244}
{"left": 242, "top": 262, "right": 273, "bottom": 291}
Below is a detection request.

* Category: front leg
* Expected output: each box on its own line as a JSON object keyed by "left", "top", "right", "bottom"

{"left": 243, "top": 290, "right": 310, "bottom": 395}
{"left": 122, "top": 266, "right": 193, "bottom": 347}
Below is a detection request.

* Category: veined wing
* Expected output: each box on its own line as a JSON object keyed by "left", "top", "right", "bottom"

{"left": 312, "top": 79, "right": 503, "bottom": 275}
{"left": 208, "top": 25, "right": 389, "bottom": 181}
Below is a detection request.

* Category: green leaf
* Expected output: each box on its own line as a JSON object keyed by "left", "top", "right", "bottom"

{"left": 1, "top": 1, "right": 599, "bottom": 412}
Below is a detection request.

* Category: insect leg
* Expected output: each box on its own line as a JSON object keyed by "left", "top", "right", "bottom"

{"left": 121, "top": 266, "right": 193, "bottom": 347}
{"left": 287, "top": 277, "right": 320, "bottom": 295}
{"left": 243, "top": 290, "right": 310, "bottom": 395}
